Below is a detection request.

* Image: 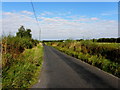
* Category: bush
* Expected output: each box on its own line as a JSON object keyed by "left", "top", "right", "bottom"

{"left": 2, "top": 36, "right": 39, "bottom": 69}
{"left": 2, "top": 36, "right": 39, "bottom": 55}
{"left": 80, "top": 41, "right": 120, "bottom": 63}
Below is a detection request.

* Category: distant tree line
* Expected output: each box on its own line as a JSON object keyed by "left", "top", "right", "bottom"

{"left": 42, "top": 39, "right": 84, "bottom": 42}
{"left": 43, "top": 38, "right": 120, "bottom": 43}
{"left": 42, "top": 40, "right": 64, "bottom": 42}
{"left": 96, "top": 38, "right": 120, "bottom": 43}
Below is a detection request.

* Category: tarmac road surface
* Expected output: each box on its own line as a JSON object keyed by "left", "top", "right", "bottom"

{"left": 32, "top": 45, "right": 119, "bottom": 89}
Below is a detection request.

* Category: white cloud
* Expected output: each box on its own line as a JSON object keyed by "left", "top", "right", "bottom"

{"left": 21, "top": 10, "right": 33, "bottom": 15}
{"left": 2, "top": 11, "right": 38, "bottom": 37}
{"left": 2, "top": 12, "right": 13, "bottom": 15}
{"left": 40, "top": 11, "right": 53, "bottom": 16}
{"left": 1, "top": 11, "right": 118, "bottom": 40}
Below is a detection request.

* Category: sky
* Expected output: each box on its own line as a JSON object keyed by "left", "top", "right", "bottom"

{"left": 2, "top": 0, "right": 119, "bottom": 2}
{"left": 2, "top": 2, "right": 118, "bottom": 40}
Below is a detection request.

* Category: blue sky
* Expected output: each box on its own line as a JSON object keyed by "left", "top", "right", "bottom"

{"left": 2, "top": 0, "right": 119, "bottom": 2}
{"left": 3, "top": 2, "right": 118, "bottom": 20}
{"left": 2, "top": 2, "right": 118, "bottom": 40}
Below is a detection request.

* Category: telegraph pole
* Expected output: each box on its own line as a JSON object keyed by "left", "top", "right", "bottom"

{"left": 31, "top": 0, "right": 41, "bottom": 41}
{"left": 39, "top": 29, "right": 41, "bottom": 41}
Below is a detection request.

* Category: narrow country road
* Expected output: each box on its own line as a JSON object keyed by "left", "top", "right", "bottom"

{"left": 32, "top": 45, "right": 119, "bottom": 89}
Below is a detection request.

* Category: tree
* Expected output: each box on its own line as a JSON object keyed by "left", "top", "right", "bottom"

{"left": 25, "top": 29, "right": 32, "bottom": 38}
{"left": 16, "top": 26, "right": 25, "bottom": 38}
{"left": 16, "top": 26, "right": 32, "bottom": 38}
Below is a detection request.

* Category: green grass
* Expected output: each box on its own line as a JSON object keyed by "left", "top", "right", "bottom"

{"left": 2, "top": 44, "right": 43, "bottom": 88}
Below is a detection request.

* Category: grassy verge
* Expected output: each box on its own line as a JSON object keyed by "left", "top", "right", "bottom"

{"left": 2, "top": 44, "right": 43, "bottom": 88}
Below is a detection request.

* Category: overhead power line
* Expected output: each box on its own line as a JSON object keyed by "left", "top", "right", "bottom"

{"left": 31, "top": 0, "right": 41, "bottom": 41}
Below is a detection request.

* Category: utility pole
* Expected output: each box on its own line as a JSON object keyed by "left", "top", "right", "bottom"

{"left": 39, "top": 29, "right": 41, "bottom": 41}
{"left": 31, "top": 0, "right": 41, "bottom": 42}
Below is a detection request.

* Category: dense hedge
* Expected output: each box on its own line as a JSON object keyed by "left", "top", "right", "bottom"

{"left": 2, "top": 36, "right": 39, "bottom": 68}
{"left": 79, "top": 41, "right": 120, "bottom": 63}
{"left": 2, "top": 36, "right": 39, "bottom": 53}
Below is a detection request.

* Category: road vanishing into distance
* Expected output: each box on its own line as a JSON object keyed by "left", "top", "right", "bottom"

{"left": 32, "top": 45, "right": 119, "bottom": 89}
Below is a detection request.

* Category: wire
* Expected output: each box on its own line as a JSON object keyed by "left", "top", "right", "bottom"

{"left": 31, "top": 0, "right": 41, "bottom": 41}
